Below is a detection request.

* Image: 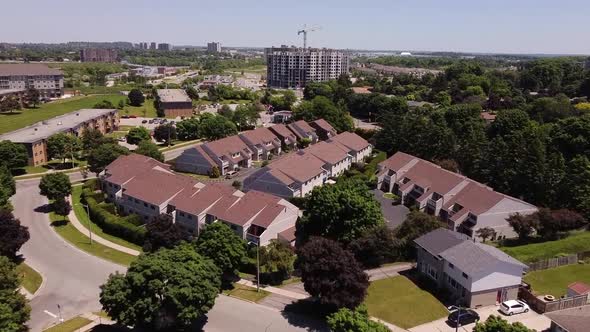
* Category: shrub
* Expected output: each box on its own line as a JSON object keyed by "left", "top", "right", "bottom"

{"left": 83, "top": 191, "right": 146, "bottom": 245}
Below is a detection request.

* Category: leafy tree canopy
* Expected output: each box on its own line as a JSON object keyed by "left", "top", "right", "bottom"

{"left": 194, "top": 222, "right": 246, "bottom": 276}
{"left": 327, "top": 305, "right": 390, "bottom": 332}
{"left": 135, "top": 140, "right": 164, "bottom": 162}
{"left": 126, "top": 127, "right": 151, "bottom": 145}
{"left": 0, "top": 256, "right": 30, "bottom": 332}
{"left": 39, "top": 172, "right": 72, "bottom": 200}
{"left": 143, "top": 214, "right": 190, "bottom": 252}
{"left": 0, "top": 209, "right": 29, "bottom": 259}
{"left": 0, "top": 141, "right": 28, "bottom": 170}
{"left": 87, "top": 143, "right": 129, "bottom": 176}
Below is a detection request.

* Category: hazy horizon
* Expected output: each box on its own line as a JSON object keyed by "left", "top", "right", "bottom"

{"left": 3, "top": 0, "right": 590, "bottom": 55}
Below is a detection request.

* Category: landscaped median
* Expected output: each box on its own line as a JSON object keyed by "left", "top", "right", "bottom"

{"left": 222, "top": 283, "right": 270, "bottom": 303}
{"left": 48, "top": 208, "right": 137, "bottom": 267}
{"left": 16, "top": 262, "right": 43, "bottom": 294}
{"left": 43, "top": 315, "right": 93, "bottom": 332}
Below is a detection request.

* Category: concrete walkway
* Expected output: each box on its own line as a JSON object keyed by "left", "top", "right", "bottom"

{"left": 237, "top": 279, "right": 309, "bottom": 300}
{"left": 366, "top": 263, "right": 414, "bottom": 281}
{"left": 67, "top": 196, "right": 141, "bottom": 256}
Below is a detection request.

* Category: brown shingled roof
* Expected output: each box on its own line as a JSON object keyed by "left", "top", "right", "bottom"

{"left": 287, "top": 120, "right": 316, "bottom": 139}
{"left": 104, "top": 154, "right": 172, "bottom": 185}
{"left": 303, "top": 141, "right": 349, "bottom": 164}
{"left": 266, "top": 153, "right": 326, "bottom": 184}
{"left": 0, "top": 63, "right": 63, "bottom": 76}
{"left": 269, "top": 124, "right": 297, "bottom": 142}
{"left": 378, "top": 151, "right": 416, "bottom": 171}
{"left": 311, "top": 119, "right": 337, "bottom": 134}
{"left": 327, "top": 132, "right": 370, "bottom": 152}
{"left": 239, "top": 127, "right": 281, "bottom": 146}
{"left": 123, "top": 170, "right": 201, "bottom": 206}
{"left": 204, "top": 135, "right": 252, "bottom": 161}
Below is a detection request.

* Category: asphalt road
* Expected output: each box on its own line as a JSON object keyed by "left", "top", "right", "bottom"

{"left": 13, "top": 179, "right": 122, "bottom": 331}
{"left": 14, "top": 176, "right": 323, "bottom": 332}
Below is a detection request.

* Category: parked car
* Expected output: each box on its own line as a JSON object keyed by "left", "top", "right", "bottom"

{"left": 447, "top": 309, "right": 480, "bottom": 327}
{"left": 148, "top": 120, "right": 154, "bottom": 124}
{"left": 499, "top": 300, "right": 529, "bottom": 316}
{"left": 129, "top": 115, "right": 137, "bottom": 118}
{"left": 141, "top": 120, "right": 148, "bottom": 124}
{"left": 121, "top": 115, "right": 129, "bottom": 119}
{"left": 225, "top": 170, "right": 238, "bottom": 179}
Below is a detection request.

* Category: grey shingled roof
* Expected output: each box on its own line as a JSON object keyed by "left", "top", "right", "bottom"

{"left": 415, "top": 228, "right": 527, "bottom": 277}
{"left": 545, "top": 305, "right": 590, "bottom": 332}
{"left": 414, "top": 228, "right": 470, "bottom": 255}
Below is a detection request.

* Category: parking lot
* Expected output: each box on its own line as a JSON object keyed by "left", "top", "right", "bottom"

{"left": 409, "top": 305, "right": 551, "bottom": 332}
{"left": 371, "top": 189, "right": 409, "bottom": 228}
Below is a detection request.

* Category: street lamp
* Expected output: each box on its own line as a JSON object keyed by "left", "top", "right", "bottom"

{"left": 248, "top": 240, "right": 260, "bottom": 293}
{"left": 75, "top": 203, "right": 93, "bottom": 245}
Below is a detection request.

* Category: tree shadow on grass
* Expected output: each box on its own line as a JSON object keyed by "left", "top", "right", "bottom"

{"left": 34, "top": 204, "right": 52, "bottom": 214}
{"left": 50, "top": 219, "right": 68, "bottom": 227}
{"left": 282, "top": 299, "right": 330, "bottom": 332}
{"left": 399, "top": 268, "right": 457, "bottom": 307}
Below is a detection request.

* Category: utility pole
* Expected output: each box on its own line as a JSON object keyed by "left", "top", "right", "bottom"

{"left": 256, "top": 241, "right": 260, "bottom": 293}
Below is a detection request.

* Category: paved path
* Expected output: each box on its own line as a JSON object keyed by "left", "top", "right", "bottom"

{"left": 66, "top": 196, "right": 141, "bottom": 256}
{"left": 366, "top": 263, "right": 414, "bottom": 281}
{"left": 13, "top": 179, "right": 123, "bottom": 331}
{"left": 237, "top": 280, "right": 308, "bottom": 300}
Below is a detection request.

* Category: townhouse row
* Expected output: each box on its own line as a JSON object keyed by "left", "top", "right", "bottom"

{"left": 377, "top": 152, "right": 538, "bottom": 241}
{"left": 174, "top": 119, "right": 339, "bottom": 176}
{"left": 244, "top": 131, "right": 373, "bottom": 198}
{"left": 101, "top": 154, "right": 300, "bottom": 246}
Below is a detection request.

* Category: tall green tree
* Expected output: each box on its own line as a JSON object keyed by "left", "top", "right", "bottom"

{"left": 0, "top": 209, "right": 29, "bottom": 259}
{"left": 259, "top": 239, "right": 295, "bottom": 284}
{"left": 297, "top": 237, "right": 369, "bottom": 311}
{"left": 0, "top": 256, "right": 31, "bottom": 332}
{"left": 135, "top": 140, "right": 164, "bottom": 162}
{"left": 294, "top": 96, "right": 353, "bottom": 132}
{"left": 0, "top": 96, "right": 21, "bottom": 114}
{"left": 153, "top": 124, "right": 177, "bottom": 144}
{"left": 559, "top": 155, "right": 590, "bottom": 219}
{"left": 0, "top": 141, "right": 28, "bottom": 170}
{"left": 198, "top": 115, "right": 238, "bottom": 141}
{"left": 39, "top": 172, "right": 71, "bottom": 200}
{"left": 194, "top": 222, "right": 246, "bottom": 277}
{"left": 25, "top": 87, "right": 40, "bottom": 108}
{"left": 232, "top": 103, "right": 260, "bottom": 130}
{"left": 296, "top": 179, "right": 384, "bottom": 245}
{"left": 176, "top": 118, "right": 201, "bottom": 141}
{"left": 126, "top": 127, "right": 151, "bottom": 145}
{"left": 87, "top": 143, "right": 129, "bottom": 176}
{"left": 99, "top": 243, "right": 221, "bottom": 330}
{"left": 143, "top": 214, "right": 190, "bottom": 253}
{"left": 46, "top": 133, "right": 81, "bottom": 163}
{"left": 0, "top": 166, "right": 15, "bottom": 209}
{"left": 127, "top": 88, "right": 145, "bottom": 107}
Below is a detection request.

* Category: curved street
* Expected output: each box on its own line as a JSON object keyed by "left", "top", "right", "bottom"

{"left": 14, "top": 175, "right": 322, "bottom": 332}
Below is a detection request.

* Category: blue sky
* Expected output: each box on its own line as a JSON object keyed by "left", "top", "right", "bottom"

{"left": 4, "top": 0, "right": 590, "bottom": 54}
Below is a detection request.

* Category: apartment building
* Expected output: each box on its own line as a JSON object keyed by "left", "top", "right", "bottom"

{"left": 309, "top": 119, "right": 337, "bottom": 140}
{"left": 80, "top": 48, "right": 118, "bottom": 63}
{"left": 244, "top": 132, "right": 372, "bottom": 197}
{"left": 150, "top": 42, "right": 157, "bottom": 50}
{"left": 102, "top": 154, "right": 300, "bottom": 245}
{"left": 207, "top": 42, "right": 222, "bottom": 53}
{"left": 0, "top": 64, "right": 64, "bottom": 98}
{"left": 415, "top": 228, "right": 527, "bottom": 308}
{"left": 287, "top": 120, "right": 318, "bottom": 144}
{"left": 238, "top": 127, "right": 282, "bottom": 161}
{"left": 157, "top": 43, "right": 172, "bottom": 51}
{"left": 175, "top": 135, "right": 253, "bottom": 176}
{"left": 265, "top": 46, "right": 350, "bottom": 89}
{"left": 377, "top": 152, "right": 538, "bottom": 240}
{"left": 155, "top": 89, "right": 193, "bottom": 117}
{"left": 0, "top": 109, "right": 118, "bottom": 166}
{"left": 268, "top": 124, "right": 297, "bottom": 150}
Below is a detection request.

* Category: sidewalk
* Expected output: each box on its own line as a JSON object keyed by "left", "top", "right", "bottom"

{"left": 67, "top": 196, "right": 141, "bottom": 256}
{"left": 366, "top": 263, "right": 414, "bottom": 281}
{"left": 236, "top": 279, "right": 308, "bottom": 300}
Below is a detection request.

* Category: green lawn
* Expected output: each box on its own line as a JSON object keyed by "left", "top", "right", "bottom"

{"left": 365, "top": 276, "right": 448, "bottom": 329}
{"left": 121, "top": 101, "right": 158, "bottom": 118}
{"left": 16, "top": 262, "right": 43, "bottom": 294}
{"left": 16, "top": 160, "right": 87, "bottom": 176}
{"left": 525, "top": 263, "right": 590, "bottom": 297}
{"left": 158, "top": 139, "right": 201, "bottom": 152}
{"left": 44, "top": 316, "right": 93, "bottom": 332}
{"left": 71, "top": 186, "right": 143, "bottom": 252}
{"left": 0, "top": 94, "right": 126, "bottom": 134}
{"left": 48, "top": 210, "right": 136, "bottom": 267}
{"left": 222, "top": 283, "right": 270, "bottom": 303}
{"left": 501, "top": 231, "right": 590, "bottom": 263}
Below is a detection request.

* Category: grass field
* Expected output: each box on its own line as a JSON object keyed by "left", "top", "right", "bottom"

{"left": 0, "top": 94, "right": 126, "bottom": 134}
{"left": 44, "top": 316, "right": 93, "bottom": 332}
{"left": 16, "top": 262, "right": 43, "bottom": 294}
{"left": 71, "top": 186, "right": 143, "bottom": 252}
{"left": 525, "top": 263, "right": 590, "bottom": 296}
{"left": 501, "top": 231, "right": 590, "bottom": 263}
{"left": 222, "top": 283, "right": 270, "bottom": 303}
{"left": 121, "top": 101, "right": 158, "bottom": 118}
{"left": 48, "top": 209, "right": 136, "bottom": 267}
{"left": 365, "top": 276, "right": 448, "bottom": 329}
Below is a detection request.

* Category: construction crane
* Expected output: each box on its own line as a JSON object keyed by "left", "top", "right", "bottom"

{"left": 297, "top": 25, "right": 321, "bottom": 49}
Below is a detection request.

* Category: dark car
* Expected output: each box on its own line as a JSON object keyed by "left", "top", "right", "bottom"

{"left": 447, "top": 309, "right": 480, "bottom": 327}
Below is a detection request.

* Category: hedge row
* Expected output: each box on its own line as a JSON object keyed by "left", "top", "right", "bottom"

{"left": 81, "top": 188, "right": 146, "bottom": 245}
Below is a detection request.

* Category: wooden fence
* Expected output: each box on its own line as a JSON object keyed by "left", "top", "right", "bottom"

{"left": 526, "top": 250, "right": 590, "bottom": 271}
{"left": 518, "top": 287, "right": 589, "bottom": 313}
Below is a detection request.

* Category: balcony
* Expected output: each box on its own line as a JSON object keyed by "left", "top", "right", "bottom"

{"left": 246, "top": 233, "right": 260, "bottom": 245}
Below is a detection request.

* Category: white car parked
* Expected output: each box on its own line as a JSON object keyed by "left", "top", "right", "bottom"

{"left": 500, "top": 300, "right": 530, "bottom": 316}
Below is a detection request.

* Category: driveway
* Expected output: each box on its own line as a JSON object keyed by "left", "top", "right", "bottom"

{"left": 409, "top": 305, "right": 551, "bottom": 332}
{"left": 371, "top": 189, "right": 409, "bottom": 228}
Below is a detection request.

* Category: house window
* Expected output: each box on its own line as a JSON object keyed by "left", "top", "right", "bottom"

{"left": 462, "top": 273, "right": 468, "bottom": 279}
{"left": 449, "top": 263, "right": 454, "bottom": 269}
{"left": 179, "top": 212, "right": 185, "bottom": 217}
{"left": 188, "top": 215, "right": 192, "bottom": 220}
{"left": 151, "top": 205, "right": 156, "bottom": 210}
{"left": 143, "top": 202, "right": 148, "bottom": 207}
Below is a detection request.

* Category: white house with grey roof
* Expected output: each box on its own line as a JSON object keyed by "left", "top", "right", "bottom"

{"left": 414, "top": 228, "right": 527, "bottom": 308}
